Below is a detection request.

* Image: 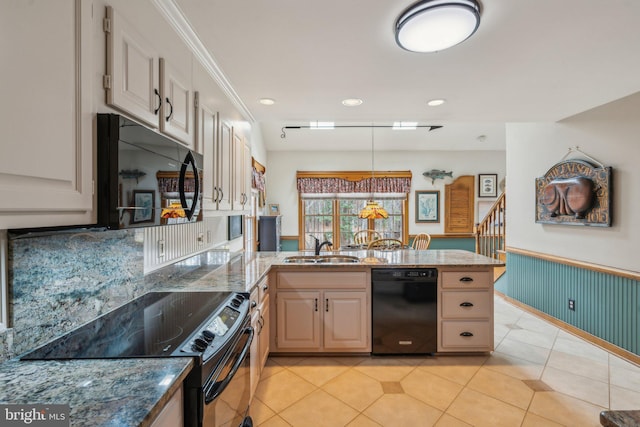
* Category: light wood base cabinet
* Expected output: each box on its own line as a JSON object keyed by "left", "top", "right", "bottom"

{"left": 249, "top": 277, "right": 270, "bottom": 398}
{"left": 272, "top": 269, "right": 370, "bottom": 353}
{"left": 437, "top": 268, "right": 494, "bottom": 352}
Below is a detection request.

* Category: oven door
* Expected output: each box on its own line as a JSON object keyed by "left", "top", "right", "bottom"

{"left": 202, "top": 324, "right": 254, "bottom": 427}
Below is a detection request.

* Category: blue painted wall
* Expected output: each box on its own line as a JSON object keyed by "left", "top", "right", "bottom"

{"left": 506, "top": 252, "right": 639, "bottom": 356}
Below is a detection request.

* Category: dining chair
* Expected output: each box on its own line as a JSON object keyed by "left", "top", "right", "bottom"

{"left": 411, "top": 233, "right": 432, "bottom": 250}
{"left": 367, "top": 238, "right": 404, "bottom": 250}
{"left": 353, "top": 230, "right": 382, "bottom": 245}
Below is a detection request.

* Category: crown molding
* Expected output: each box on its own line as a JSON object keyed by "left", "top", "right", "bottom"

{"left": 150, "top": 0, "right": 255, "bottom": 123}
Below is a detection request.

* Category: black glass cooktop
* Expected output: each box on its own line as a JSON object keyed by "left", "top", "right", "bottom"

{"left": 21, "top": 291, "right": 232, "bottom": 360}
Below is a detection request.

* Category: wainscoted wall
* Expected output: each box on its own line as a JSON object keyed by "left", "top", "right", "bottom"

{"left": 505, "top": 251, "right": 639, "bottom": 356}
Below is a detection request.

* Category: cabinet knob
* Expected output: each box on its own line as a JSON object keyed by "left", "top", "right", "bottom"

{"left": 459, "top": 332, "right": 474, "bottom": 337}
{"left": 460, "top": 302, "right": 474, "bottom": 307}
{"left": 262, "top": 285, "right": 269, "bottom": 291}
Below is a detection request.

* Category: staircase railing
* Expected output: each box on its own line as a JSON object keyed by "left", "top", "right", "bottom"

{"left": 475, "top": 192, "right": 506, "bottom": 260}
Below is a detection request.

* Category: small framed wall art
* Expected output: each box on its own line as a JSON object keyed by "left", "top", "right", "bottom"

{"left": 268, "top": 203, "right": 280, "bottom": 215}
{"left": 478, "top": 174, "right": 498, "bottom": 198}
{"left": 415, "top": 190, "right": 440, "bottom": 223}
{"left": 132, "top": 190, "right": 155, "bottom": 223}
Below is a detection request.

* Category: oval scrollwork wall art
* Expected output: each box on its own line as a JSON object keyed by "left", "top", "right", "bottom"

{"left": 535, "top": 160, "right": 612, "bottom": 226}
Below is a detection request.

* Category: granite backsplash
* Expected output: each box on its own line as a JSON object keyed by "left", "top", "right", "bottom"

{"left": 4, "top": 228, "right": 147, "bottom": 359}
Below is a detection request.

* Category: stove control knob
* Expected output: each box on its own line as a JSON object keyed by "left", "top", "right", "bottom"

{"left": 202, "top": 330, "right": 215, "bottom": 342}
{"left": 192, "top": 338, "right": 208, "bottom": 352}
{"left": 231, "top": 298, "right": 242, "bottom": 308}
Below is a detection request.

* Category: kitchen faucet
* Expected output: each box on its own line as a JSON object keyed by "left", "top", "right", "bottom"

{"left": 309, "top": 235, "right": 332, "bottom": 255}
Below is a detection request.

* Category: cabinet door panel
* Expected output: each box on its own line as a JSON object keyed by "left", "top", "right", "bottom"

{"left": 276, "top": 291, "right": 320, "bottom": 350}
{"left": 259, "top": 295, "right": 270, "bottom": 368}
{"left": 199, "top": 104, "right": 218, "bottom": 209}
{"left": 106, "top": 6, "right": 159, "bottom": 128}
{"left": 0, "top": 0, "right": 93, "bottom": 228}
{"left": 160, "top": 58, "right": 192, "bottom": 146}
{"left": 217, "top": 122, "right": 232, "bottom": 210}
{"left": 323, "top": 291, "right": 368, "bottom": 350}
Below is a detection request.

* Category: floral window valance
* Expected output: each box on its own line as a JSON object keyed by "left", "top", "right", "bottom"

{"left": 296, "top": 171, "right": 412, "bottom": 194}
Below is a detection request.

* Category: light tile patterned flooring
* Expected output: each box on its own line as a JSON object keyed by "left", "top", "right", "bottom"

{"left": 250, "top": 294, "right": 640, "bottom": 427}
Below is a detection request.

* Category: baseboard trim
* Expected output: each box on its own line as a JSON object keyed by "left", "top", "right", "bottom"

{"left": 495, "top": 290, "right": 640, "bottom": 367}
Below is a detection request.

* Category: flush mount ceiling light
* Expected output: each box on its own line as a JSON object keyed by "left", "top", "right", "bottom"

{"left": 395, "top": 0, "right": 481, "bottom": 53}
{"left": 427, "top": 98, "right": 446, "bottom": 106}
{"left": 259, "top": 98, "right": 275, "bottom": 105}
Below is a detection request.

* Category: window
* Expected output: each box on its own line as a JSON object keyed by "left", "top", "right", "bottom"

{"left": 300, "top": 197, "right": 408, "bottom": 250}
{"left": 297, "top": 171, "right": 412, "bottom": 250}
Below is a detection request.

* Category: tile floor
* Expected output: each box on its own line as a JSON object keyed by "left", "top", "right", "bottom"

{"left": 250, "top": 294, "right": 640, "bottom": 427}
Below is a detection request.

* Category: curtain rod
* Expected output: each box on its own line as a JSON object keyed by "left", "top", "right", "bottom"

{"left": 280, "top": 124, "right": 443, "bottom": 138}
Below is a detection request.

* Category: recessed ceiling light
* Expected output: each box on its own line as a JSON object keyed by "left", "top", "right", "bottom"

{"left": 392, "top": 121, "right": 418, "bottom": 130}
{"left": 342, "top": 98, "right": 363, "bottom": 107}
{"left": 259, "top": 98, "right": 275, "bottom": 105}
{"left": 427, "top": 99, "right": 446, "bottom": 106}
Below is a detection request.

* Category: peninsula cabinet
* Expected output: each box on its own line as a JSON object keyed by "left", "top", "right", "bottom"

{"left": 272, "top": 270, "right": 370, "bottom": 353}
{"left": 105, "top": 6, "right": 195, "bottom": 149}
{"left": 0, "top": 0, "right": 94, "bottom": 229}
{"left": 437, "top": 268, "right": 494, "bottom": 352}
{"left": 249, "top": 276, "right": 270, "bottom": 398}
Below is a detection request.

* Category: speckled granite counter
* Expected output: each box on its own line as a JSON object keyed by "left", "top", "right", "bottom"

{"left": 600, "top": 410, "right": 640, "bottom": 427}
{"left": 1, "top": 248, "right": 501, "bottom": 426}
{"left": 0, "top": 357, "right": 192, "bottom": 427}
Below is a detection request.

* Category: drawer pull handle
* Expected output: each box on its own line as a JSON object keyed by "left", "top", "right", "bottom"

{"left": 460, "top": 332, "right": 474, "bottom": 337}
{"left": 314, "top": 298, "right": 318, "bottom": 312}
{"left": 263, "top": 285, "right": 269, "bottom": 291}
{"left": 251, "top": 301, "right": 257, "bottom": 308}
{"left": 460, "top": 302, "right": 474, "bottom": 307}
{"left": 459, "top": 277, "right": 474, "bottom": 282}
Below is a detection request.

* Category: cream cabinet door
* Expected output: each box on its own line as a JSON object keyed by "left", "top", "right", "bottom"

{"left": 276, "top": 291, "right": 321, "bottom": 350}
{"left": 232, "top": 131, "right": 245, "bottom": 210}
{"left": 105, "top": 5, "right": 160, "bottom": 129}
{"left": 160, "top": 58, "right": 193, "bottom": 147}
{"left": 0, "top": 0, "right": 93, "bottom": 228}
{"left": 259, "top": 295, "right": 270, "bottom": 368}
{"left": 217, "top": 121, "right": 233, "bottom": 210}
{"left": 323, "top": 291, "right": 368, "bottom": 350}
{"left": 198, "top": 102, "right": 219, "bottom": 210}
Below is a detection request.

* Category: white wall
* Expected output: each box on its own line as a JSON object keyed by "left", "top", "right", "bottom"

{"left": 266, "top": 150, "right": 506, "bottom": 236}
{"left": 506, "top": 92, "right": 640, "bottom": 273}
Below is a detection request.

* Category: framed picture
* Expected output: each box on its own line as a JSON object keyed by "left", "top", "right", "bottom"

{"left": 132, "top": 190, "right": 155, "bottom": 223}
{"left": 478, "top": 174, "right": 498, "bottom": 198}
{"left": 268, "top": 203, "right": 280, "bottom": 215}
{"left": 415, "top": 191, "right": 440, "bottom": 223}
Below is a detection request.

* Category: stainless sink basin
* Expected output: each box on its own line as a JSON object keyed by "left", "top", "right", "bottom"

{"left": 283, "top": 255, "right": 360, "bottom": 264}
{"left": 315, "top": 255, "right": 360, "bottom": 263}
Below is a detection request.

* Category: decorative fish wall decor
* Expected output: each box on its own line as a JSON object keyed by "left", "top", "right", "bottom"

{"left": 422, "top": 169, "right": 453, "bottom": 184}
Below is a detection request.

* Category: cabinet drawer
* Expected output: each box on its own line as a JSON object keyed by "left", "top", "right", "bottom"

{"left": 441, "top": 271, "right": 492, "bottom": 289}
{"left": 277, "top": 271, "right": 367, "bottom": 289}
{"left": 258, "top": 277, "right": 270, "bottom": 301}
{"left": 441, "top": 321, "right": 492, "bottom": 349}
{"left": 441, "top": 291, "right": 492, "bottom": 319}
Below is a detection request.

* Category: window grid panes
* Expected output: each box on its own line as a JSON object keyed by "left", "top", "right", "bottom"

{"left": 303, "top": 199, "right": 334, "bottom": 250}
{"left": 302, "top": 198, "right": 406, "bottom": 249}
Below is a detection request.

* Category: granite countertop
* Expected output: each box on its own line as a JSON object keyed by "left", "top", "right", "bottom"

{"left": 600, "top": 410, "right": 640, "bottom": 427}
{"left": 0, "top": 358, "right": 193, "bottom": 427}
{"left": 0, "top": 248, "right": 502, "bottom": 426}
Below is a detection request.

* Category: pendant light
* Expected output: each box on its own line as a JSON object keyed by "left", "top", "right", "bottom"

{"left": 359, "top": 127, "right": 389, "bottom": 220}
{"left": 395, "top": 0, "right": 481, "bottom": 53}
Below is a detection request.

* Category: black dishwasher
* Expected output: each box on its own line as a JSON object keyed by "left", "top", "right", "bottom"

{"left": 372, "top": 268, "right": 438, "bottom": 354}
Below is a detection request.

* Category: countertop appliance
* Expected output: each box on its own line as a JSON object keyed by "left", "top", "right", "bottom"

{"left": 21, "top": 291, "right": 253, "bottom": 427}
{"left": 97, "top": 113, "right": 203, "bottom": 229}
{"left": 371, "top": 268, "right": 438, "bottom": 354}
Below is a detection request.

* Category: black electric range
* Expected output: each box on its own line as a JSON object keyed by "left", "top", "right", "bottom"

{"left": 20, "top": 291, "right": 254, "bottom": 427}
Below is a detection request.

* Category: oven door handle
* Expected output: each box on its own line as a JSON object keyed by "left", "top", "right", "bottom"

{"left": 205, "top": 326, "right": 254, "bottom": 403}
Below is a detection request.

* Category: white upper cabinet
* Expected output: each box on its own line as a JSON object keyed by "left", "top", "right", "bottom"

{"left": 104, "top": 5, "right": 159, "bottom": 129}
{"left": 104, "top": 6, "right": 195, "bottom": 149}
{"left": 0, "top": 0, "right": 93, "bottom": 229}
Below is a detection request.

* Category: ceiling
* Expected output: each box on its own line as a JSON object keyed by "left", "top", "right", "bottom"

{"left": 173, "top": 0, "right": 640, "bottom": 151}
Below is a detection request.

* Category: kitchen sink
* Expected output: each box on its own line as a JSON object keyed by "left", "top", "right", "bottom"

{"left": 283, "top": 255, "right": 360, "bottom": 264}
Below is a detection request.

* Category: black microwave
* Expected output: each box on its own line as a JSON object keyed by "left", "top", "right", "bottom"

{"left": 97, "top": 113, "right": 203, "bottom": 229}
